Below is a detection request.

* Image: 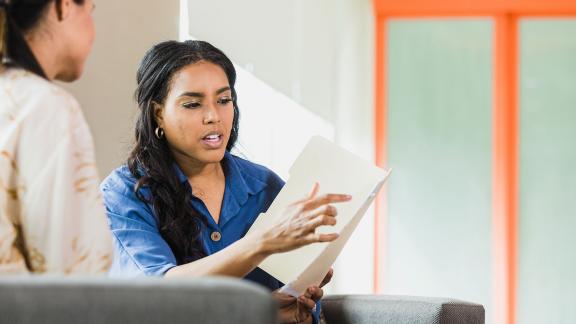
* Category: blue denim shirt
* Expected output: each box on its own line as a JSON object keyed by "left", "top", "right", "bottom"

{"left": 100, "top": 151, "right": 321, "bottom": 321}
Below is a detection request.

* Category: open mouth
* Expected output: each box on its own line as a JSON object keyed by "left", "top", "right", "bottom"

{"left": 203, "top": 134, "right": 222, "bottom": 142}
{"left": 201, "top": 132, "right": 224, "bottom": 149}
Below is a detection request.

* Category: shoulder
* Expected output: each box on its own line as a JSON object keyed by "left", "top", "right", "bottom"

{"left": 101, "top": 165, "right": 139, "bottom": 200}
{"left": 1, "top": 68, "right": 85, "bottom": 138}
{"left": 1, "top": 68, "right": 81, "bottom": 116}
{"left": 1, "top": 69, "right": 95, "bottom": 184}
{"left": 100, "top": 165, "right": 143, "bottom": 213}
{"left": 100, "top": 164, "right": 161, "bottom": 229}
{"left": 229, "top": 154, "right": 285, "bottom": 192}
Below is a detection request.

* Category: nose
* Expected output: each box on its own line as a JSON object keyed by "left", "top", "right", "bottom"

{"left": 202, "top": 101, "right": 221, "bottom": 125}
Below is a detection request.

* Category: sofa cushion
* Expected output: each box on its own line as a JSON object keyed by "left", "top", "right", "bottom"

{"left": 0, "top": 276, "right": 277, "bottom": 324}
{"left": 322, "top": 295, "right": 484, "bottom": 324}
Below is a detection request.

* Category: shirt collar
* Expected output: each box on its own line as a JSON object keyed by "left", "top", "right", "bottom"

{"left": 172, "top": 151, "right": 268, "bottom": 208}
{"left": 222, "top": 151, "right": 251, "bottom": 207}
{"left": 173, "top": 163, "right": 188, "bottom": 184}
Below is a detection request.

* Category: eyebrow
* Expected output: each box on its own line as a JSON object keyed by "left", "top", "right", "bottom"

{"left": 178, "top": 86, "right": 231, "bottom": 98}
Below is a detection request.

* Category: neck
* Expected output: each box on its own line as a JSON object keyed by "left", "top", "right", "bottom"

{"left": 173, "top": 151, "right": 224, "bottom": 182}
{"left": 25, "top": 31, "right": 59, "bottom": 80}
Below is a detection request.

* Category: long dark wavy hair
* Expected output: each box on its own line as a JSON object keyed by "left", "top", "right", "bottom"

{"left": 128, "top": 40, "right": 240, "bottom": 264}
{"left": 0, "top": 0, "right": 85, "bottom": 77}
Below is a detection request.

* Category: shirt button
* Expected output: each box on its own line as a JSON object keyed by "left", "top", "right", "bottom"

{"left": 210, "top": 231, "right": 222, "bottom": 242}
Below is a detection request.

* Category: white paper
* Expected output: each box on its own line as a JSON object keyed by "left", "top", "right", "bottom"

{"left": 247, "top": 136, "right": 391, "bottom": 296}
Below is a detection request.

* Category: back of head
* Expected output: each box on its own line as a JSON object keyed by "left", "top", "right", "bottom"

{"left": 0, "top": 0, "right": 52, "bottom": 77}
{"left": 0, "top": 0, "right": 89, "bottom": 79}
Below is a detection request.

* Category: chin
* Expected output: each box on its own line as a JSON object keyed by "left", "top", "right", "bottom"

{"left": 199, "top": 149, "right": 227, "bottom": 164}
{"left": 56, "top": 69, "right": 83, "bottom": 83}
{"left": 56, "top": 60, "right": 85, "bottom": 82}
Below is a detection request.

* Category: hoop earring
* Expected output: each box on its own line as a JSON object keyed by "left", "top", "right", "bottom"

{"left": 155, "top": 127, "right": 165, "bottom": 139}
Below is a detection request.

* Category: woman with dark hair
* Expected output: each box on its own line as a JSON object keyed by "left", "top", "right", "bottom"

{"left": 0, "top": 0, "right": 111, "bottom": 273}
{"left": 101, "top": 40, "right": 351, "bottom": 323}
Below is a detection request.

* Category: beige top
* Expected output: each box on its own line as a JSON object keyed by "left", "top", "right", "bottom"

{"left": 0, "top": 68, "right": 112, "bottom": 274}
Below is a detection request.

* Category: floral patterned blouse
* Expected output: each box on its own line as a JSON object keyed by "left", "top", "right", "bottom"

{"left": 0, "top": 67, "right": 112, "bottom": 274}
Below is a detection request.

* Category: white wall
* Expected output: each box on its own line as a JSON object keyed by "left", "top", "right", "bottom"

{"left": 232, "top": 67, "right": 335, "bottom": 180}
{"left": 62, "top": 0, "right": 180, "bottom": 177}
{"left": 186, "top": 0, "right": 376, "bottom": 294}
{"left": 186, "top": 0, "right": 374, "bottom": 127}
{"left": 329, "top": 0, "right": 376, "bottom": 295}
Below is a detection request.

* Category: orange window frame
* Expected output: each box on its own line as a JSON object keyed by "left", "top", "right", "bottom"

{"left": 372, "top": 1, "right": 576, "bottom": 324}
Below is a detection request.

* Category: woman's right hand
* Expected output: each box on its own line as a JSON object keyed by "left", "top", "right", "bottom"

{"left": 257, "top": 183, "right": 351, "bottom": 255}
{"left": 165, "top": 184, "right": 350, "bottom": 279}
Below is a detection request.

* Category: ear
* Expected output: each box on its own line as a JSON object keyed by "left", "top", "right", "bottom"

{"left": 153, "top": 101, "right": 165, "bottom": 128}
{"left": 54, "top": 0, "right": 72, "bottom": 21}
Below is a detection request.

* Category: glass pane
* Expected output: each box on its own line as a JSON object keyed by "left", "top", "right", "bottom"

{"left": 518, "top": 19, "right": 576, "bottom": 324}
{"left": 385, "top": 19, "right": 493, "bottom": 317}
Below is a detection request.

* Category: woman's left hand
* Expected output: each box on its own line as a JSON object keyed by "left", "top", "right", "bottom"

{"left": 274, "top": 285, "right": 324, "bottom": 324}
{"left": 274, "top": 268, "right": 332, "bottom": 324}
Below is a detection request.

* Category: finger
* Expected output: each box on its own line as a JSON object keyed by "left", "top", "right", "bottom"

{"left": 307, "top": 286, "right": 323, "bottom": 302}
{"left": 272, "top": 292, "right": 297, "bottom": 307}
{"left": 305, "top": 232, "right": 339, "bottom": 243}
{"left": 290, "top": 182, "right": 320, "bottom": 206}
{"left": 297, "top": 295, "right": 317, "bottom": 311}
{"left": 291, "top": 295, "right": 312, "bottom": 324}
{"left": 305, "top": 214, "right": 337, "bottom": 232}
{"left": 321, "top": 268, "right": 334, "bottom": 287}
{"left": 294, "top": 308, "right": 311, "bottom": 324}
{"left": 303, "top": 193, "right": 352, "bottom": 211}
{"left": 306, "top": 204, "right": 338, "bottom": 220}
{"left": 307, "top": 182, "right": 319, "bottom": 199}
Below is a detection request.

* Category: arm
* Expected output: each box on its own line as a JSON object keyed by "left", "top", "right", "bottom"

{"left": 164, "top": 229, "right": 267, "bottom": 278}
{"left": 165, "top": 185, "right": 350, "bottom": 278}
{"left": 103, "top": 179, "right": 349, "bottom": 278}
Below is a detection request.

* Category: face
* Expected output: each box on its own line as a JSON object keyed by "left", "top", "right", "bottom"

{"left": 56, "top": 0, "right": 96, "bottom": 81}
{"left": 156, "top": 61, "right": 235, "bottom": 166}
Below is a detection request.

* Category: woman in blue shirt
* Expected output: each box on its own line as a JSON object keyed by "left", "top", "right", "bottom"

{"left": 101, "top": 40, "right": 351, "bottom": 324}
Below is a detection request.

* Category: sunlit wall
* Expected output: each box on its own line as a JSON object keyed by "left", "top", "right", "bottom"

{"left": 184, "top": 0, "right": 376, "bottom": 294}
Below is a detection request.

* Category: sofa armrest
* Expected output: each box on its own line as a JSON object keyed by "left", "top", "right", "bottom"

{"left": 321, "top": 295, "right": 484, "bottom": 324}
{"left": 0, "top": 276, "right": 277, "bottom": 324}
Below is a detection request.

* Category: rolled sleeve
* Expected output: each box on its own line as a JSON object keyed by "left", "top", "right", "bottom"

{"left": 107, "top": 211, "right": 177, "bottom": 277}
{"left": 101, "top": 168, "right": 177, "bottom": 277}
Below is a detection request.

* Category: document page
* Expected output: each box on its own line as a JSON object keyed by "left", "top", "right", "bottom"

{"left": 247, "top": 136, "right": 391, "bottom": 296}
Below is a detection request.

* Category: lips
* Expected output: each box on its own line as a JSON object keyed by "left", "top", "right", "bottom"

{"left": 201, "top": 131, "right": 224, "bottom": 149}
{"left": 203, "top": 134, "right": 221, "bottom": 142}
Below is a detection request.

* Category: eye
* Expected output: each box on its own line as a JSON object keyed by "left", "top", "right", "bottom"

{"left": 182, "top": 102, "right": 201, "bottom": 109}
{"left": 217, "top": 97, "right": 233, "bottom": 105}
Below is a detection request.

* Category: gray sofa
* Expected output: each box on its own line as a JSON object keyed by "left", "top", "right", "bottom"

{"left": 0, "top": 277, "right": 484, "bottom": 324}
{"left": 322, "top": 295, "right": 485, "bottom": 324}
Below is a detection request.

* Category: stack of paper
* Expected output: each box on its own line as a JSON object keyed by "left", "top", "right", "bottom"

{"left": 247, "top": 136, "right": 391, "bottom": 296}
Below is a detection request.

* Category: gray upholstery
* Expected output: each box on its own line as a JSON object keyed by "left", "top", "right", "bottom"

{"left": 0, "top": 276, "right": 277, "bottom": 324}
{"left": 0, "top": 277, "right": 485, "bottom": 324}
{"left": 322, "top": 295, "right": 485, "bottom": 324}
